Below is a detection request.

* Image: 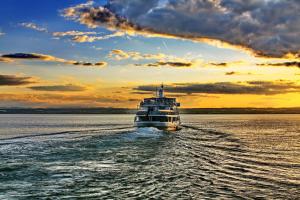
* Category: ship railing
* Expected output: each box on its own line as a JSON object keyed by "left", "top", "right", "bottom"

{"left": 140, "top": 102, "right": 178, "bottom": 106}
{"left": 136, "top": 111, "right": 178, "bottom": 115}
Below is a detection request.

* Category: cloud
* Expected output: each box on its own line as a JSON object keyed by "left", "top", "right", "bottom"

{"left": 93, "top": 62, "right": 107, "bottom": 67}
{"left": 0, "top": 53, "right": 107, "bottom": 67}
{"left": 108, "top": 49, "right": 166, "bottom": 60}
{"left": 206, "top": 60, "right": 250, "bottom": 68}
{"left": 52, "top": 30, "right": 97, "bottom": 37}
{"left": 1, "top": 53, "right": 67, "bottom": 62}
{"left": 63, "top": 2, "right": 136, "bottom": 30}
{"left": 109, "top": 49, "right": 201, "bottom": 67}
{"left": 131, "top": 91, "right": 154, "bottom": 95}
{"left": 156, "top": 61, "right": 192, "bottom": 67}
{"left": 0, "top": 93, "right": 141, "bottom": 107}
{"left": 53, "top": 30, "right": 124, "bottom": 43}
{"left": 20, "top": 19, "right": 123, "bottom": 43}
{"left": 63, "top": 0, "right": 300, "bottom": 58}
{"left": 20, "top": 22, "right": 48, "bottom": 33}
{"left": 258, "top": 62, "right": 300, "bottom": 68}
{"left": 72, "top": 31, "right": 124, "bottom": 42}
{"left": 28, "top": 84, "right": 86, "bottom": 92}
{"left": 135, "top": 81, "right": 300, "bottom": 95}
{"left": 224, "top": 71, "right": 254, "bottom": 76}
{"left": 0, "top": 74, "right": 35, "bottom": 86}
{"left": 109, "top": 49, "right": 130, "bottom": 60}
{"left": 209, "top": 62, "right": 228, "bottom": 67}
{"left": 225, "top": 71, "right": 236, "bottom": 76}
{"left": 137, "top": 61, "right": 193, "bottom": 68}
{"left": 0, "top": 57, "right": 13, "bottom": 63}
{"left": 0, "top": 31, "right": 5, "bottom": 36}
{"left": 72, "top": 61, "right": 107, "bottom": 67}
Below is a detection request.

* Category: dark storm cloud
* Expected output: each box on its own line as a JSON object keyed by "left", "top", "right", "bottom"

{"left": 258, "top": 62, "right": 300, "bottom": 68}
{"left": 63, "top": 0, "right": 300, "bottom": 58}
{"left": 135, "top": 81, "right": 300, "bottom": 95}
{"left": 28, "top": 84, "right": 86, "bottom": 92}
{"left": 94, "top": 62, "right": 107, "bottom": 66}
{"left": 154, "top": 61, "right": 192, "bottom": 67}
{"left": 73, "top": 61, "right": 107, "bottom": 67}
{"left": 0, "top": 74, "right": 35, "bottom": 86}
{"left": 2, "top": 53, "right": 45, "bottom": 59}
{"left": 73, "top": 62, "right": 93, "bottom": 66}
{"left": 210, "top": 62, "right": 228, "bottom": 67}
{"left": 136, "top": 61, "right": 193, "bottom": 67}
{"left": 0, "top": 53, "right": 107, "bottom": 67}
{"left": 225, "top": 71, "right": 236, "bottom": 75}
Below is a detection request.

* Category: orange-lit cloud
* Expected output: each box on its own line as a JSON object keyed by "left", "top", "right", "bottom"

{"left": 0, "top": 74, "right": 36, "bottom": 86}
{"left": 0, "top": 57, "right": 13, "bottom": 63}
{"left": 136, "top": 61, "right": 193, "bottom": 68}
{"left": 28, "top": 84, "right": 87, "bottom": 92}
{"left": 1, "top": 79, "right": 300, "bottom": 108}
{"left": 135, "top": 80, "right": 300, "bottom": 95}
{"left": 0, "top": 92, "right": 140, "bottom": 108}
{"left": 258, "top": 61, "right": 300, "bottom": 69}
{"left": 207, "top": 61, "right": 247, "bottom": 68}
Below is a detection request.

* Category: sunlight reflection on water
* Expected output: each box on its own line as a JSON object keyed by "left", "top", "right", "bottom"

{"left": 0, "top": 114, "right": 299, "bottom": 199}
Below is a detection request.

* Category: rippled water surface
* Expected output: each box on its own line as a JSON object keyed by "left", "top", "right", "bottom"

{"left": 0, "top": 114, "right": 299, "bottom": 199}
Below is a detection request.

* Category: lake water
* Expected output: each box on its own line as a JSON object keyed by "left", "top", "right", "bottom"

{"left": 0, "top": 114, "right": 299, "bottom": 199}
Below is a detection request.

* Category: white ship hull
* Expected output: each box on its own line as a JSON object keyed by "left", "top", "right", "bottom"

{"left": 134, "top": 121, "right": 180, "bottom": 131}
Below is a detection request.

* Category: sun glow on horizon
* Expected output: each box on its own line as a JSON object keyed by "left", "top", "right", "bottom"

{"left": 0, "top": 0, "right": 300, "bottom": 108}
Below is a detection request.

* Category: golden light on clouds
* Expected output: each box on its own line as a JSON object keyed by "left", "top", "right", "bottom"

{"left": 1, "top": 0, "right": 300, "bottom": 108}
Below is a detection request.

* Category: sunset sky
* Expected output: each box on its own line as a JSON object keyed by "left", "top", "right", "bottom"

{"left": 0, "top": 0, "right": 300, "bottom": 108}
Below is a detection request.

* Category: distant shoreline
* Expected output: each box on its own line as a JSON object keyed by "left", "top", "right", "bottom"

{"left": 1, "top": 108, "right": 300, "bottom": 114}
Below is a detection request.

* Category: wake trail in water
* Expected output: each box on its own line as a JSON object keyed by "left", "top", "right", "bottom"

{"left": 0, "top": 125, "right": 134, "bottom": 144}
{"left": 181, "top": 124, "right": 231, "bottom": 136}
{"left": 181, "top": 124, "right": 300, "bottom": 191}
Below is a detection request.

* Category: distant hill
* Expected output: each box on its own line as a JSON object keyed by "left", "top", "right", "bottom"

{"left": 180, "top": 108, "right": 300, "bottom": 114}
{"left": 0, "top": 108, "right": 134, "bottom": 114}
{"left": 1, "top": 107, "right": 300, "bottom": 114}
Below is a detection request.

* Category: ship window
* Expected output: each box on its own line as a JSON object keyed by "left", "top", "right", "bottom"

{"left": 152, "top": 116, "right": 168, "bottom": 122}
{"left": 138, "top": 116, "right": 150, "bottom": 121}
{"left": 158, "top": 106, "right": 168, "bottom": 110}
{"left": 171, "top": 117, "right": 177, "bottom": 122}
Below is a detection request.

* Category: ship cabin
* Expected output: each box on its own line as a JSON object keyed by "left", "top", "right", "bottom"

{"left": 134, "top": 84, "right": 181, "bottom": 130}
{"left": 135, "top": 97, "right": 180, "bottom": 123}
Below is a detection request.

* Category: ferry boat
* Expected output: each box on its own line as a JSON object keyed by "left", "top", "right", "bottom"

{"left": 134, "top": 84, "right": 181, "bottom": 131}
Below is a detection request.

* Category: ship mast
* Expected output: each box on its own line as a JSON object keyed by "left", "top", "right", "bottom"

{"left": 158, "top": 84, "right": 164, "bottom": 98}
